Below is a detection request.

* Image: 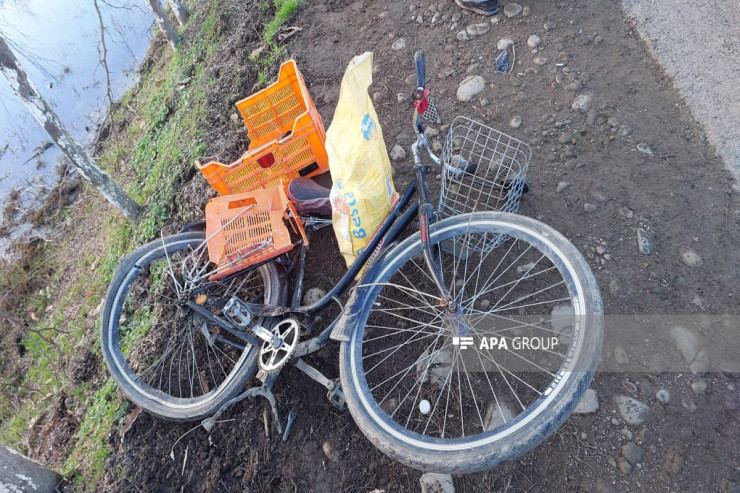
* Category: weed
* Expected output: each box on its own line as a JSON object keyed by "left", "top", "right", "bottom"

{"left": 63, "top": 378, "right": 125, "bottom": 486}
{"left": 257, "top": 0, "right": 304, "bottom": 67}
{"left": 0, "top": 0, "right": 300, "bottom": 486}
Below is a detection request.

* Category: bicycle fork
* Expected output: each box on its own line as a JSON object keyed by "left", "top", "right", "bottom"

{"left": 411, "top": 138, "right": 461, "bottom": 319}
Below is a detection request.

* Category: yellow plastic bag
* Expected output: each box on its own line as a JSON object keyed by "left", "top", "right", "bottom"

{"left": 326, "top": 52, "right": 399, "bottom": 268}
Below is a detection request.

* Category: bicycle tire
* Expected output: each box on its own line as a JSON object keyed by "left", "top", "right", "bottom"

{"left": 101, "top": 231, "right": 281, "bottom": 421}
{"left": 339, "top": 212, "right": 603, "bottom": 473}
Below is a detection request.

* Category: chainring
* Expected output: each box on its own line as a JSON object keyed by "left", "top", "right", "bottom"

{"left": 259, "top": 319, "right": 300, "bottom": 372}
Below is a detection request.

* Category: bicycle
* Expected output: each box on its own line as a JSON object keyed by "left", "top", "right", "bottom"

{"left": 100, "top": 52, "right": 604, "bottom": 474}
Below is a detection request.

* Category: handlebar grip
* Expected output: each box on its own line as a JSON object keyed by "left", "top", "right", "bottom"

{"left": 414, "top": 51, "right": 426, "bottom": 88}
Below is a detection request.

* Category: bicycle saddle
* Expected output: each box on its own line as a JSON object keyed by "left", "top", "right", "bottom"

{"left": 286, "top": 177, "right": 332, "bottom": 215}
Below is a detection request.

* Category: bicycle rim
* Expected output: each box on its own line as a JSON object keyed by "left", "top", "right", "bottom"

{"left": 102, "top": 232, "right": 279, "bottom": 417}
{"left": 344, "top": 213, "right": 602, "bottom": 455}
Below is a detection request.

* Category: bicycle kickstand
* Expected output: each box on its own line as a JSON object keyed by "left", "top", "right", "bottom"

{"left": 201, "top": 372, "right": 283, "bottom": 434}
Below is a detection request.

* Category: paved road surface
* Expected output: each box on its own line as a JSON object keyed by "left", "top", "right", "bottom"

{"left": 622, "top": 0, "right": 740, "bottom": 185}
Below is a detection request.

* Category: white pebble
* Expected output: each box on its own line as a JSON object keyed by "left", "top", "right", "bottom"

{"left": 656, "top": 389, "right": 671, "bottom": 403}
{"left": 497, "top": 38, "right": 514, "bottom": 50}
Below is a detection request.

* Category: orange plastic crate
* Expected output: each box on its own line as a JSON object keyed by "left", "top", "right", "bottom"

{"left": 197, "top": 60, "right": 328, "bottom": 196}
{"left": 205, "top": 187, "right": 305, "bottom": 280}
{"left": 238, "top": 59, "right": 325, "bottom": 148}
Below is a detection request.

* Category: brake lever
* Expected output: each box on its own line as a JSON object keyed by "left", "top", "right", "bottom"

{"left": 412, "top": 51, "right": 442, "bottom": 125}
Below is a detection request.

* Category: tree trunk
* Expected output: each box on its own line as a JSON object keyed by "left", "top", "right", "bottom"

{"left": 0, "top": 37, "right": 141, "bottom": 221}
{"left": 168, "top": 0, "right": 188, "bottom": 26}
{"left": 145, "top": 0, "right": 180, "bottom": 49}
{"left": 0, "top": 445, "right": 62, "bottom": 492}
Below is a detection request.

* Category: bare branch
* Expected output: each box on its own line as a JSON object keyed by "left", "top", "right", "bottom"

{"left": 93, "top": 0, "right": 123, "bottom": 164}
{"left": 99, "top": 0, "right": 148, "bottom": 15}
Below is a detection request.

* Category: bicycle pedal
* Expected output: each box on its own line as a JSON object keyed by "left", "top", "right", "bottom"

{"left": 327, "top": 384, "right": 346, "bottom": 411}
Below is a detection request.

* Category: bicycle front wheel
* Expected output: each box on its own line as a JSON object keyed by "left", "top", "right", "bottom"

{"left": 340, "top": 212, "right": 603, "bottom": 473}
{"left": 101, "top": 231, "right": 281, "bottom": 420}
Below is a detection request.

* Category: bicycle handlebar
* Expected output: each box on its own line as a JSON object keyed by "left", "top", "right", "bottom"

{"left": 410, "top": 51, "right": 441, "bottom": 168}
{"left": 414, "top": 51, "right": 426, "bottom": 89}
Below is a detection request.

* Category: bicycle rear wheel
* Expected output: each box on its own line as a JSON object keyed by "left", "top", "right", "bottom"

{"left": 101, "top": 231, "right": 281, "bottom": 420}
{"left": 339, "top": 212, "right": 603, "bottom": 473}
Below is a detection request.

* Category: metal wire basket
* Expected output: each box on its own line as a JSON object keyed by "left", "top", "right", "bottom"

{"left": 439, "top": 117, "right": 531, "bottom": 251}
{"left": 440, "top": 116, "right": 531, "bottom": 217}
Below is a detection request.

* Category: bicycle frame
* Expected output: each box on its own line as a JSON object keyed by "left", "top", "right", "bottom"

{"left": 195, "top": 51, "right": 454, "bottom": 363}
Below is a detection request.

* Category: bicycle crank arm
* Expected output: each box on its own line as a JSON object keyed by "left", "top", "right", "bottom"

{"left": 293, "top": 358, "right": 346, "bottom": 410}
{"left": 294, "top": 358, "right": 335, "bottom": 390}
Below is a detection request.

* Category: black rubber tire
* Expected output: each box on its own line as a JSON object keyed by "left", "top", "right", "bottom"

{"left": 101, "top": 231, "right": 281, "bottom": 421}
{"left": 339, "top": 212, "right": 603, "bottom": 474}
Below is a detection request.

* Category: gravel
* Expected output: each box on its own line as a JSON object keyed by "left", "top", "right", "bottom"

{"left": 571, "top": 94, "right": 593, "bottom": 113}
{"left": 680, "top": 247, "right": 703, "bottom": 267}
{"left": 637, "top": 228, "right": 655, "bottom": 254}
{"left": 391, "top": 38, "right": 406, "bottom": 51}
{"left": 656, "top": 389, "right": 671, "bottom": 403}
{"left": 670, "top": 325, "right": 700, "bottom": 363}
{"left": 456, "top": 75, "right": 486, "bottom": 102}
{"left": 390, "top": 144, "right": 406, "bottom": 161}
{"left": 622, "top": 442, "right": 644, "bottom": 465}
{"left": 637, "top": 142, "right": 654, "bottom": 156}
{"left": 503, "top": 3, "right": 523, "bottom": 18}
{"left": 302, "top": 287, "right": 326, "bottom": 305}
{"left": 497, "top": 38, "right": 514, "bottom": 50}
{"left": 574, "top": 389, "right": 599, "bottom": 414}
{"left": 466, "top": 22, "right": 490, "bottom": 36}
{"left": 420, "top": 473, "right": 455, "bottom": 493}
{"left": 615, "top": 395, "right": 652, "bottom": 425}
{"left": 690, "top": 379, "right": 708, "bottom": 394}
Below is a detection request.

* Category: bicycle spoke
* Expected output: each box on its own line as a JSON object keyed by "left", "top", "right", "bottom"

{"left": 399, "top": 338, "right": 447, "bottom": 427}
{"left": 365, "top": 331, "right": 438, "bottom": 374}
{"left": 458, "top": 344, "right": 485, "bottom": 432}
{"left": 110, "top": 233, "right": 273, "bottom": 404}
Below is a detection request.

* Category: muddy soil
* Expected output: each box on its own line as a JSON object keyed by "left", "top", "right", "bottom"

{"left": 91, "top": 0, "right": 739, "bottom": 491}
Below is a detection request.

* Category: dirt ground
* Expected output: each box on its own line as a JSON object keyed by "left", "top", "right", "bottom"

{"left": 13, "top": 0, "right": 740, "bottom": 491}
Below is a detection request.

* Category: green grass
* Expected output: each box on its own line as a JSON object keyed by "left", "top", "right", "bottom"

{"left": 63, "top": 378, "right": 127, "bottom": 486}
{"left": 257, "top": 0, "right": 304, "bottom": 71}
{"left": 0, "top": 0, "right": 305, "bottom": 487}
{"left": 57, "top": 5, "right": 228, "bottom": 486}
{"left": 264, "top": 0, "right": 301, "bottom": 45}
{"left": 1, "top": 2, "right": 224, "bottom": 486}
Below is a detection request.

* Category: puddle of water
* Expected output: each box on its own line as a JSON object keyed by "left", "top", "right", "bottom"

{"left": 0, "top": 0, "right": 154, "bottom": 255}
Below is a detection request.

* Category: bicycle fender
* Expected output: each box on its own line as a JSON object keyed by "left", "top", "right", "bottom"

{"left": 330, "top": 287, "right": 367, "bottom": 342}
{"left": 179, "top": 220, "right": 207, "bottom": 232}
{"left": 330, "top": 242, "right": 398, "bottom": 342}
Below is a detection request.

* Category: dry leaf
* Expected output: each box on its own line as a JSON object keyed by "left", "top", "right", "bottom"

{"left": 249, "top": 44, "right": 266, "bottom": 60}
{"left": 278, "top": 26, "right": 302, "bottom": 42}
{"left": 120, "top": 406, "right": 142, "bottom": 442}
{"left": 199, "top": 372, "right": 210, "bottom": 393}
